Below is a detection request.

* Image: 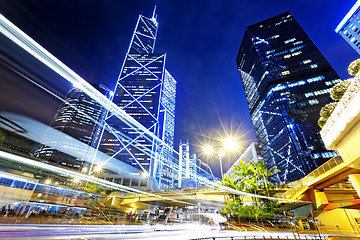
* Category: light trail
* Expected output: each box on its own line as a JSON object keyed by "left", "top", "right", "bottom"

{"left": 0, "top": 13, "right": 174, "bottom": 159}
{"left": 0, "top": 150, "right": 193, "bottom": 206}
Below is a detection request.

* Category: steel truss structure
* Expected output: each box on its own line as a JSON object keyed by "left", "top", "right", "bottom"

{"left": 98, "top": 13, "right": 177, "bottom": 189}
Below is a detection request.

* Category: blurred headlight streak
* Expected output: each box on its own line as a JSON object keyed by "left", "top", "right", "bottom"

{"left": 0, "top": 150, "right": 193, "bottom": 205}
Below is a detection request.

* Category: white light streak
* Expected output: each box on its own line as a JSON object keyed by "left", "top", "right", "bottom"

{"left": 0, "top": 13, "right": 171, "bottom": 162}
{"left": 0, "top": 150, "right": 193, "bottom": 205}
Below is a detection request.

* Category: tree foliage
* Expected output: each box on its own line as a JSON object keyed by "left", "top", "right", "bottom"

{"left": 318, "top": 102, "right": 338, "bottom": 128}
{"left": 330, "top": 79, "right": 352, "bottom": 101}
{"left": 348, "top": 59, "right": 360, "bottom": 76}
{"left": 221, "top": 160, "right": 279, "bottom": 221}
{"left": 79, "top": 182, "right": 112, "bottom": 195}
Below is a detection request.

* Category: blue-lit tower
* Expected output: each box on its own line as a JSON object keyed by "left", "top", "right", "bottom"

{"left": 237, "top": 12, "right": 341, "bottom": 182}
{"left": 335, "top": 0, "right": 360, "bottom": 55}
{"left": 101, "top": 11, "right": 176, "bottom": 189}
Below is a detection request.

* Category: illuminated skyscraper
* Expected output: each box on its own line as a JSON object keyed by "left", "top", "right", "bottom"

{"left": 335, "top": 1, "right": 360, "bottom": 55}
{"left": 237, "top": 12, "right": 341, "bottom": 182}
{"left": 35, "top": 84, "right": 111, "bottom": 169}
{"left": 177, "top": 140, "right": 197, "bottom": 188}
{"left": 101, "top": 11, "right": 176, "bottom": 189}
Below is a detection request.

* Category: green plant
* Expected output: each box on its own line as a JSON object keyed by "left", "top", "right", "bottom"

{"left": 318, "top": 102, "right": 338, "bottom": 128}
{"left": 251, "top": 161, "right": 279, "bottom": 197}
{"left": 330, "top": 79, "right": 352, "bottom": 101}
{"left": 80, "top": 182, "right": 106, "bottom": 194}
{"left": 318, "top": 117, "right": 327, "bottom": 128}
{"left": 221, "top": 160, "right": 279, "bottom": 222}
{"left": 319, "top": 102, "right": 338, "bottom": 118}
{"left": 348, "top": 59, "right": 360, "bottom": 76}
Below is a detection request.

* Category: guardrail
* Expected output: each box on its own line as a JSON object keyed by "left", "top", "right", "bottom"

{"left": 193, "top": 235, "right": 327, "bottom": 240}
{"left": 276, "top": 156, "right": 344, "bottom": 200}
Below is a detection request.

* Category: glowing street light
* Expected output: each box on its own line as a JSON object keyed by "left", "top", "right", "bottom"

{"left": 223, "top": 137, "right": 238, "bottom": 151}
{"left": 81, "top": 167, "right": 88, "bottom": 173}
{"left": 45, "top": 179, "right": 51, "bottom": 184}
{"left": 202, "top": 136, "right": 239, "bottom": 179}
{"left": 94, "top": 165, "right": 102, "bottom": 173}
{"left": 203, "top": 145, "right": 215, "bottom": 155}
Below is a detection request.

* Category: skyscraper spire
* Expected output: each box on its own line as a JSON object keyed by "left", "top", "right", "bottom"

{"left": 151, "top": 5, "right": 158, "bottom": 25}
{"left": 100, "top": 10, "right": 176, "bottom": 189}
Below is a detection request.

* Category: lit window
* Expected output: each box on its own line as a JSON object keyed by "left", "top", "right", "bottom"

{"left": 310, "top": 64, "right": 318, "bottom": 68}
{"left": 272, "top": 85, "right": 286, "bottom": 92}
{"left": 292, "top": 51, "right": 302, "bottom": 56}
{"left": 308, "top": 99, "right": 319, "bottom": 105}
{"left": 307, "top": 76, "right": 325, "bottom": 83}
{"left": 270, "top": 35, "right": 280, "bottom": 39}
{"left": 289, "top": 45, "right": 304, "bottom": 52}
{"left": 281, "top": 70, "right": 290, "bottom": 76}
{"left": 303, "top": 59, "right": 312, "bottom": 64}
{"left": 284, "top": 38, "right": 296, "bottom": 44}
{"left": 305, "top": 92, "right": 314, "bottom": 98}
{"left": 351, "top": 37, "right": 356, "bottom": 42}
{"left": 288, "top": 80, "right": 305, "bottom": 88}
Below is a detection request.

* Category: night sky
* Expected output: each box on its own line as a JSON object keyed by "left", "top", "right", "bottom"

{"left": 0, "top": 0, "right": 358, "bottom": 175}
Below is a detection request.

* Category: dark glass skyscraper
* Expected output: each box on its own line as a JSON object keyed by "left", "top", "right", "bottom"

{"left": 236, "top": 12, "right": 341, "bottom": 182}
{"left": 101, "top": 12, "right": 176, "bottom": 189}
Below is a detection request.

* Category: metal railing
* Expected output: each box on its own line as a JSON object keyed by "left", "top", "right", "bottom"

{"left": 193, "top": 235, "right": 327, "bottom": 240}
{"left": 276, "top": 156, "right": 344, "bottom": 200}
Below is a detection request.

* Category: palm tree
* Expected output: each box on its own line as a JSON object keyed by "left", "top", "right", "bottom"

{"left": 251, "top": 161, "right": 278, "bottom": 197}
{"left": 222, "top": 160, "right": 280, "bottom": 223}
{"left": 222, "top": 174, "right": 242, "bottom": 202}
{"left": 233, "top": 160, "right": 256, "bottom": 179}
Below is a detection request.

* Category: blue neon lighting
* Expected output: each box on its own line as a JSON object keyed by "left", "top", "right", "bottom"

{"left": 335, "top": 0, "right": 360, "bottom": 33}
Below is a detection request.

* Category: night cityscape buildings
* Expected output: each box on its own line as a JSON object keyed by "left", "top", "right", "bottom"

{"left": 226, "top": 142, "right": 262, "bottom": 179}
{"left": 176, "top": 140, "right": 197, "bottom": 188}
{"left": 237, "top": 12, "right": 341, "bottom": 182}
{"left": 34, "top": 84, "right": 112, "bottom": 170}
{"left": 335, "top": 0, "right": 360, "bottom": 55}
{"left": 99, "top": 11, "right": 177, "bottom": 189}
{"left": 0, "top": 1, "right": 360, "bottom": 235}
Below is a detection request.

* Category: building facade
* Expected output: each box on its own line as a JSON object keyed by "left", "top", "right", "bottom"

{"left": 335, "top": 0, "right": 360, "bottom": 55}
{"left": 236, "top": 12, "right": 341, "bottom": 182}
{"left": 176, "top": 141, "right": 197, "bottom": 188}
{"left": 34, "top": 84, "right": 111, "bottom": 169}
{"left": 100, "top": 13, "right": 176, "bottom": 189}
{"left": 226, "top": 142, "right": 263, "bottom": 179}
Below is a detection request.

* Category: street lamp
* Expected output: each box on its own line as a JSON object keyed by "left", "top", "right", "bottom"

{"left": 93, "top": 165, "right": 102, "bottom": 173}
{"left": 223, "top": 137, "right": 238, "bottom": 151}
{"left": 73, "top": 177, "right": 80, "bottom": 183}
{"left": 81, "top": 167, "right": 88, "bottom": 173}
{"left": 203, "top": 136, "right": 239, "bottom": 179}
